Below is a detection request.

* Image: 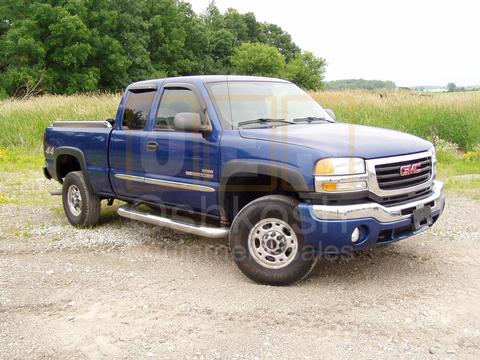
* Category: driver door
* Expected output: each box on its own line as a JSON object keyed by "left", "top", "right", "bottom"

{"left": 140, "top": 85, "right": 221, "bottom": 215}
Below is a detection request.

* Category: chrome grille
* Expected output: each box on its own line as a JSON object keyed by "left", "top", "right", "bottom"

{"left": 375, "top": 157, "right": 432, "bottom": 190}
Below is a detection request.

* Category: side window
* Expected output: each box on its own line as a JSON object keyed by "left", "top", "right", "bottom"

{"left": 155, "top": 88, "right": 202, "bottom": 130}
{"left": 122, "top": 90, "right": 155, "bottom": 130}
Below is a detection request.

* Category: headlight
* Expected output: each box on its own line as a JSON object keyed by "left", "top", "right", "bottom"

{"left": 314, "top": 157, "right": 367, "bottom": 193}
{"left": 314, "top": 157, "right": 366, "bottom": 176}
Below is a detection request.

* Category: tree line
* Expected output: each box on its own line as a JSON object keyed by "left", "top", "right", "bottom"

{"left": 0, "top": 0, "right": 326, "bottom": 98}
{"left": 326, "top": 79, "right": 396, "bottom": 91}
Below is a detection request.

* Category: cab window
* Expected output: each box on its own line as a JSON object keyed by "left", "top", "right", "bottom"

{"left": 155, "top": 88, "right": 202, "bottom": 130}
{"left": 122, "top": 89, "right": 156, "bottom": 130}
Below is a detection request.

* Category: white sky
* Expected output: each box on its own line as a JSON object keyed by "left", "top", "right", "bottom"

{"left": 188, "top": 0, "right": 480, "bottom": 87}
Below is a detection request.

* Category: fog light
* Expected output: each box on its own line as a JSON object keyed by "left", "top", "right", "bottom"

{"left": 351, "top": 227, "right": 360, "bottom": 243}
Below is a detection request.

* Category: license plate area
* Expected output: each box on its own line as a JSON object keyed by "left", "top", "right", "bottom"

{"left": 412, "top": 205, "right": 433, "bottom": 231}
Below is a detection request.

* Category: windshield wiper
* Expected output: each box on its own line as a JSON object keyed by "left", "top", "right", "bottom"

{"left": 293, "top": 116, "right": 334, "bottom": 124}
{"left": 238, "top": 118, "right": 294, "bottom": 127}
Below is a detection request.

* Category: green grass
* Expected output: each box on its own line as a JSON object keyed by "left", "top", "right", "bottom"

{"left": 1, "top": 90, "right": 479, "bottom": 152}
{"left": 436, "top": 150, "right": 480, "bottom": 178}
{"left": 443, "top": 177, "right": 480, "bottom": 198}
{"left": 0, "top": 93, "right": 120, "bottom": 150}
{"left": 0, "top": 147, "right": 44, "bottom": 171}
{"left": 313, "top": 90, "right": 480, "bottom": 151}
{"left": 0, "top": 193, "right": 15, "bottom": 205}
{"left": 435, "top": 150, "right": 480, "bottom": 198}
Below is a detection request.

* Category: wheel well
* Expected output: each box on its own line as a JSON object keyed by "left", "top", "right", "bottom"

{"left": 56, "top": 154, "right": 81, "bottom": 181}
{"left": 222, "top": 174, "right": 299, "bottom": 222}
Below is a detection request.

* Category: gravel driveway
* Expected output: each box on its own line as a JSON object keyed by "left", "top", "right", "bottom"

{"left": 1, "top": 172, "right": 479, "bottom": 359}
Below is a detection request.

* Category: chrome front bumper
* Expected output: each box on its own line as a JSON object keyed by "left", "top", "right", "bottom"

{"left": 312, "top": 180, "right": 445, "bottom": 223}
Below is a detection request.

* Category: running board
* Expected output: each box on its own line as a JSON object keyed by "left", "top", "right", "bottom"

{"left": 117, "top": 205, "right": 229, "bottom": 239}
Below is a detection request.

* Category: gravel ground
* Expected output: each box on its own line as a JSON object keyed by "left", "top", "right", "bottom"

{"left": 1, "top": 172, "right": 480, "bottom": 359}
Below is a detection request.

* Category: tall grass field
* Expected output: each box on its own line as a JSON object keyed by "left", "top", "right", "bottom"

{"left": 312, "top": 90, "right": 480, "bottom": 151}
{"left": 1, "top": 90, "right": 479, "bottom": 151}
{"left": 0, "top": 90, "right": 479, "bottom": 184}
{"left": 0, "top": 93, "right": 120, "bottom": 150}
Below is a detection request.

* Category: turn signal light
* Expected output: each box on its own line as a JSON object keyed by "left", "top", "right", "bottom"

{"left": 321, "top": 183, "right": 337, "bottom": 191}
{"left": 319, "top": 181, "right": 367, "bottom": 192}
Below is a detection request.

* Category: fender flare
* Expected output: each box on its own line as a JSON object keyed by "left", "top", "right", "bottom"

{"left": 218, "top": 160, "right": 309, "bottom": 219}
{"left": 53, "top": 146, "right": 91, "bottom": 188}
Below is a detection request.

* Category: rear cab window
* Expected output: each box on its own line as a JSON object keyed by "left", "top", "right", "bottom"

{"left": 121, "top": 89, "right": 156, "bottom": 130}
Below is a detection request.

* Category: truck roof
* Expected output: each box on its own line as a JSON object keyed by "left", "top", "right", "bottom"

{"left": 127, "top": 75, "right": 290, "bottom": 90}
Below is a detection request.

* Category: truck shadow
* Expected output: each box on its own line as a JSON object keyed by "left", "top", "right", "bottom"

{"left": 139, "top": 226, "right": 437, "bottom": 286}
{"left": 307, "top": 243, "right": 437, "bottom": 284}
{"left": 102, "top": 206, "right": 437, "bottom": 287}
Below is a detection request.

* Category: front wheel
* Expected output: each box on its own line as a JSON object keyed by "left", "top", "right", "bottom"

{"left": 62, "top": 171, "right": 101, "bottom": 227}
{"left": 229, "top": 195, "right": 317, "bottom": 285}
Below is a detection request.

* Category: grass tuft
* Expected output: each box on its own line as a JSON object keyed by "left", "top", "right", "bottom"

{"left": 0, "top": 147, "right": 44, "bottom": 171}
{"left": 0, "top": 193, "right": 15, "bottom": 205}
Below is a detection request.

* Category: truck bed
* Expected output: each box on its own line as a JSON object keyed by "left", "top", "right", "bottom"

{"left": 44, "top": 121, "right": 114, "bottom": 196}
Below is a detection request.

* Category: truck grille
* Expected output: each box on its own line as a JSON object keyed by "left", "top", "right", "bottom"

{"left": 375, "top": 157, "right": 432, "bottom": 190}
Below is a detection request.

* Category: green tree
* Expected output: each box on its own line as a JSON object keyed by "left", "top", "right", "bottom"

{"left": 202, "top": 1, "right": 300, "bottom": 60}
{"left": 261, "top": 23, "right": 300, "bottom": 61}
{"left": 231, "top": 42, "right": 285, "bottom": 77}
{"left": 223, "top": 8, "right": 249, "bottom": 45}
{"left": 243, "top": 12, "right": 264, "bottom": 43}
{"left": 447, "top": 82, "right": 457, "bottom": 92}
{"left": 0, "top": 14, "right": 47, "bottom": 96}
{"left": 285, "top": 51, "right": 326, "bottom": 90}
{"left": 0, "top": 0, "right": 324, "bottom": 97}
{"left": 0, "top": 2, "right": 100, "bottom": 94}
{"left": 202, "top": 0, "right": 224, "bottom": 29}
{"left": 209, "top": 29, "right": 235, "bottom": 72}
{"left": 326, "top": 79, "right": 396, "bottom": 90}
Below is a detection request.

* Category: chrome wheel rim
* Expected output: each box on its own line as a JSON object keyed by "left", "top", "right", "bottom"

{"left": 67, "top": 185, "right": 82, "bottom": 216}
{"left": 247, "top": 218, "right": 298, "bottom": 269}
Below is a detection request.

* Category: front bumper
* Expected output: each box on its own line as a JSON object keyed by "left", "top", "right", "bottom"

{"left": 312, "top": 180, "right": 444, "bottom": 222}
{"left": 298, "top": 181, "right": 445, "bottom": 253}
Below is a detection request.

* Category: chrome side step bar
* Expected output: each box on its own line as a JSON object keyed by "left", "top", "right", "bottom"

{"left": 117, "top": 205, "right": 230, "bottom": 239}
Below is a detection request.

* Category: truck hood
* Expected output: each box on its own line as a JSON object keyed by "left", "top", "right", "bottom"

{"left": 239, "top": 123, "right": 432, "bottom": 159}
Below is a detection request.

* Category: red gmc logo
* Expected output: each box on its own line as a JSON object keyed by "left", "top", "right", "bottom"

{"left": 400, "top": 163, "right": 422, "bottom": 176}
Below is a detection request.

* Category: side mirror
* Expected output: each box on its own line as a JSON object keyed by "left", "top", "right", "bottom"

{"left": 173, "top": 112, "right": 202, "bottom": 132}
{"left": 325, "top": 109, "right": 336, "bottom": 121}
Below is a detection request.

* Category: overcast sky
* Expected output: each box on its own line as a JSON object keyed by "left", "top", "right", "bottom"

{"left": 188, "top": 0, "right": 480, "bottom": 87}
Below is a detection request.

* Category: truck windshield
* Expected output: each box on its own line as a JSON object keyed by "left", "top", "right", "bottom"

{"left": 207, "top": 81, "right": 334, "bottom": 129}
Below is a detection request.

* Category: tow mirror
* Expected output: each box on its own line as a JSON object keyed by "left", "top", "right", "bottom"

{"left": 325, "top": 109, "right": 336, "bottom": 121}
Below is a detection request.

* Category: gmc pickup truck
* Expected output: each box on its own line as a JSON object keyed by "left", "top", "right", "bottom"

{"left": 43, "top": 75, "right": 445, "bottom": 285}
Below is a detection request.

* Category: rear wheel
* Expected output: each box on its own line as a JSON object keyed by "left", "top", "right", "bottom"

{"left": 62, "top": 171, "right": 101, "bottom": 227}
{"left": 229, "top": 195, "right": 317, "bottom": 285}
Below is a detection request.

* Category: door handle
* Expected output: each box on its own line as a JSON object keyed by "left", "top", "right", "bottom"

{"left": 146, "top": 141, "right": 158, "bottom": 151}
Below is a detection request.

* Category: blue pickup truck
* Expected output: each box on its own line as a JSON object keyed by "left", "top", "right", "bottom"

{"left": 43, "top": 75, "right": 445, "bottom": 285}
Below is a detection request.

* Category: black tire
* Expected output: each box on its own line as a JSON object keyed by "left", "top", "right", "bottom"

{"left": 229, "top": 195, "right": 317, "bottom": 286}
{"left": 62, "top": 171, "right": 101, "bottom": 227}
